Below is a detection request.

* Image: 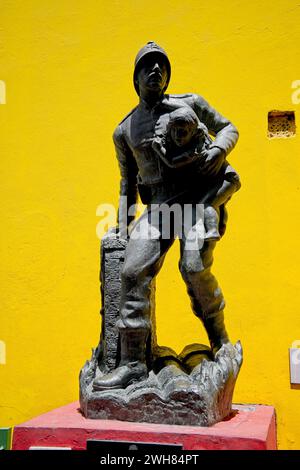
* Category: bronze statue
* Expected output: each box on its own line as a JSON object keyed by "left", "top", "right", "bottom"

{"left": 80, "top": 42, "right": 243, "bottom": 425}
{"left": 92, "top": 41, "right": 241, "bottom": 392}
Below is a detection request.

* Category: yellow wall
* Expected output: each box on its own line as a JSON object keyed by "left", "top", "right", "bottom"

{"left": 1, "top": 0, "right": 300, "bottom": 449}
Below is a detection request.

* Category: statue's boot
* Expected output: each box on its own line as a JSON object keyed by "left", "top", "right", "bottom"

{"left": 203, "top": 311, "right": 229, "bottom": 357}
{"left": 93, "top": 329, "right": 148, "bottom": 391}
{"left": 204, "top": 206, "right": 221, "bottom": 241}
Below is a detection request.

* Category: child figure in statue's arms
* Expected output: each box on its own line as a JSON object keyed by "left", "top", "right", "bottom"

{"left": 152, "top": 107, "right": 241, "bottom": 241}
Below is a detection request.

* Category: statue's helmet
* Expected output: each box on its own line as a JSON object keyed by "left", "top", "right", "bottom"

{"left": 133, "top": 41, "right": 171, "bottom": 95}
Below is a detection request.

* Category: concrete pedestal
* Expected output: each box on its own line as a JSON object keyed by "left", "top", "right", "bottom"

{"left": 12, "top": 401, "right": 277, "bottom": 450}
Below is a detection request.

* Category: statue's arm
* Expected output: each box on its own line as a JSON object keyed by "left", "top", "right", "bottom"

{"left": 113, "top": 125, "right": 138, "bottom": 237}
{"left": 192, "top": 94, "right": 239, "bottom": 157}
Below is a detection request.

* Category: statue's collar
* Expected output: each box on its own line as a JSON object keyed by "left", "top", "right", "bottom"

{"left": 139, "top": 94, "right": 166, "bottom": 111}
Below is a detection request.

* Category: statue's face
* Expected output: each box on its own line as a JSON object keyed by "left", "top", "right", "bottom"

{"left": 170, "top": 122, "right": 195, "bottom": 147}
{"left": 136, "top": 53, "right": 168, "bottom": 95}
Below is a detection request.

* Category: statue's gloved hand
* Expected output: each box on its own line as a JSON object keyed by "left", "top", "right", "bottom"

{"left": 200, "top": 147, "right": 225, "bottom": 176}
{"left": 152, "top": 136, "right": 165, "bottom": 158}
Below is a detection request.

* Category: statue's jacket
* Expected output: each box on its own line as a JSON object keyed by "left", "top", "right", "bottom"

{"left": 113, "top": 93, "right": 239, "bottom": 215}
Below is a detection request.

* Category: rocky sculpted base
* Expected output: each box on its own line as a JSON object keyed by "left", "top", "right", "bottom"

{"left": 80, "top": 341, "right": 243, "bottom": 426}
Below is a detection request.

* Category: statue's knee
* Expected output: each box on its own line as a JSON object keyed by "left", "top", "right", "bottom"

{"left": 179, "top": 259, "right": 206, "bottom": 280}
{"left": 121, "top": 262, "right": 140, "bottom": 284}
{"left": 121, "top": 261, "right": 154, "bottom": 286}
{"left": 180, "top": 244, "right": 214, "bottom": 280}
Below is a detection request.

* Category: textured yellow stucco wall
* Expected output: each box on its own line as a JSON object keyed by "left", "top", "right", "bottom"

{"left": 1, "top": 0, "right": 300, "bottom": 449}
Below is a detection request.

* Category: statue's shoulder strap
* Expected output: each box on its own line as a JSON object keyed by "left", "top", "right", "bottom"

{"left": 118, "top": 105, "right": 138, "bottom": 125}
{"left": 167, "top": 93, "right": 195, "bottom": 100}
{"left": 166, "top": 93, "right": 203, "bottom": 109}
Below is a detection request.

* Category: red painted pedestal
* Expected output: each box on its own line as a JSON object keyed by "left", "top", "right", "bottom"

{"left": 12, "top": 402, "right": 277, "bottom": 450}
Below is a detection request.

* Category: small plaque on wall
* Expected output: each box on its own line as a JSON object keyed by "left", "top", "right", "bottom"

{"left": 289, "top": 348, "right": 300, "bottom": 384}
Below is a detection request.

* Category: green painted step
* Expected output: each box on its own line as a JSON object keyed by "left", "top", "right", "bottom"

{"left": 0, "top": 428, "right": 12, "bottom": 450}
